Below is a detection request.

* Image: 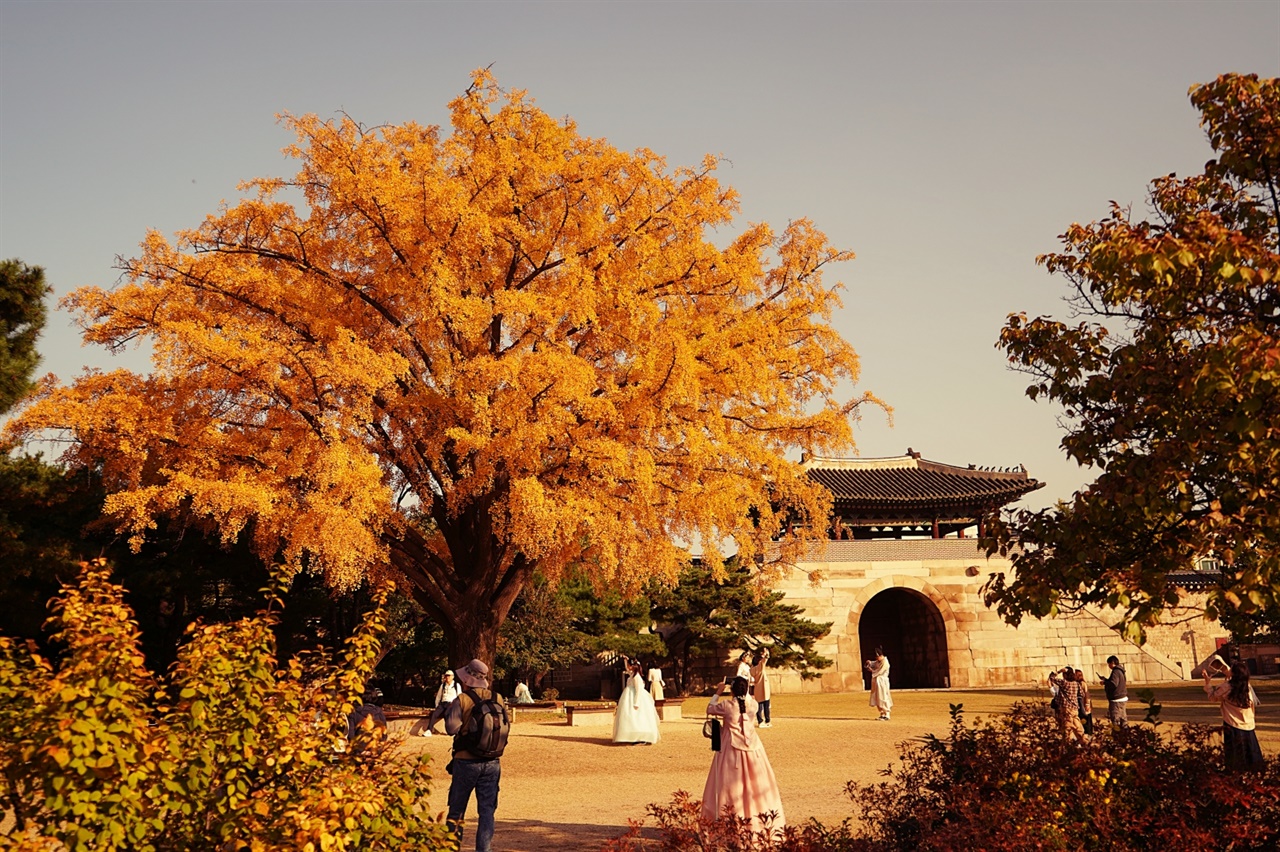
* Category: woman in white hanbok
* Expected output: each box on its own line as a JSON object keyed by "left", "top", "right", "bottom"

{"left": 613, "top": 660, "right": 661, "bottom": 744}
{"left": 865, "top": 648, "right": 892, "bottom": 721}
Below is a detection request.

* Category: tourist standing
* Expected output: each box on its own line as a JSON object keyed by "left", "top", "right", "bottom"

{"left": 702, "top": 676, "right": 785, "bottom": 833}
{"left": 1099, "top": 656, "right": 1128, "bottom": 728}
{"left": 1053, "top": 666, "right": 1085, "bottom": 742}
{"left": 750, "top": 648, "right": 772, "bottom": 727}
{"left": 865, "top": 647, "right": 892, "bottom": 721}
{"left": 736, "top": 651, "right": 753, "bottom": 684}
{"left": 1074, "top": 669, "right": 1094, "bottom": 737}
{"left": 1047, "top": 670, "right": 1061, "bottom": 702}
{"left": 613, "top": 658, "right": 660, "bottom": 744}
{"left": 422, "top": 670, "right": 463, "bottom": 736}
{"left": 1204, "top": 659, "right": 1265, "bottom": 771}
{"left": 647, "top": 664, "right": 666, "bottom": 701}
{"left": 435, "top": 670, "right": 461, "bottom": 707}
{"left": 442, "top": 659, "right": 507, "bottom": 852}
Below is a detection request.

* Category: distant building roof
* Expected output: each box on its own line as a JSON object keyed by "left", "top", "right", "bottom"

{"left": 804, "top": 449, "right": 1043, "bottom": 534}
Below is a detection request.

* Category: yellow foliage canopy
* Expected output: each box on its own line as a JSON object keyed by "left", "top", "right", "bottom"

{"left": 9, "top": 71, "right": 881, "bottom": 658}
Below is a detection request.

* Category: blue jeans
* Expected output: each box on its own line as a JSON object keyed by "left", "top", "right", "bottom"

{"left": 756, "top": 699, "right": 771, "bottom": 723}
{"left": 447, "top": 758, "right": 501, "bottom": 852}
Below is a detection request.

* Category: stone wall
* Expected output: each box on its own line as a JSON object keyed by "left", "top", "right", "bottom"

{"left": 764, "top": 540, "right": 1230, "bottom": 695}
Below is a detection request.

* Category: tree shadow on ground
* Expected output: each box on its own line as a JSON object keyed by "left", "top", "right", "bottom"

{"left": 495, "top": 818, "right": 656, "bottom": 851}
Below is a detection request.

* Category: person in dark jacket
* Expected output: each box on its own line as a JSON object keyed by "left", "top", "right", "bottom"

{"left": 1100, "top": 656, "right": 1128, "bottom": 728}
{"left": 346, "top": 686, "right": 387, "bottom": 752}
{"left": 442, "top": 659, "right": 504, "bottom": 852}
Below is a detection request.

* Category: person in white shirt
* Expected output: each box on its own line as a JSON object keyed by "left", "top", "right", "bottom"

{"left": 435, "top": 670, "right": 462, "bottom": 708}
{"left": 647, "top": 666, "right": 665, "bottom": 701}
{"left": 736, "top": 651, "right": 753, "bottom": 684}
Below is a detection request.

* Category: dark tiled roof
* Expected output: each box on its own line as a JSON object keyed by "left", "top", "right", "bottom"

{"left": 1167, "top": 570, "right": 1222, "bottom": 591}
{"left": 804, "top": 454, "right": 1043, "bottom": 511}
{"left": 802, "top": 539, "right": 993, "bottom": 561}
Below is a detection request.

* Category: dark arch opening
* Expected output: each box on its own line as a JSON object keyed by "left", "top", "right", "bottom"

{"left": 858, "top": 588, "right": 950, "bottom": 690}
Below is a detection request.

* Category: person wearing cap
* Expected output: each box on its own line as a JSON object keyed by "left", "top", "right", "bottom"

{"left": 441, "top": 658, "right": 504, "bottom": 852}
{"left": 418, "top": 670, "right": 463, "bottom": 737}
{"left": 435, "top": 670, "right": 461, "bottom": 708}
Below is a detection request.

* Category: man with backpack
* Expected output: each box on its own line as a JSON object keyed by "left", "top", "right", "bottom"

{"left": 442, "top": 658, "right": 510, "bottom": 852}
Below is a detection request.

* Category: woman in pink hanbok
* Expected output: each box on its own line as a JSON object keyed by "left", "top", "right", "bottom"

{"left": 701, "top": 676, "right": 785, "bottom": 833}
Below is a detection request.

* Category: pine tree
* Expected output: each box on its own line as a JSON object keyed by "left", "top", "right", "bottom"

{"left": 649, "top": 557, "right": 832, "bottom": 694}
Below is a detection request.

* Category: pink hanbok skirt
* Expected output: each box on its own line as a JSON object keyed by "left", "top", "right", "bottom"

{"left": 701, "top": 742, "right": 785, "bottom": 832}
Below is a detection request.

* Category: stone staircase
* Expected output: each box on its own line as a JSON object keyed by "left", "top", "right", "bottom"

{"left": 1079, "top": 604, "right": 1192, "bottom": 681}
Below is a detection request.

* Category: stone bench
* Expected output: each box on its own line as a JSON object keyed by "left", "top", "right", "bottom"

{"left": 514, "top": 699, "right": 560, "bottom": 711}
{"left": 384, "top": 700, "right": 562, "bottom": 732}
{"left": 511, "top": 700, "right": 561, "bottom": 720}
{"left": 565, "top": 704, "right": 616, "bottom": 727}
{"left": 654, "top": 698, "right": 685, "bottom": 721}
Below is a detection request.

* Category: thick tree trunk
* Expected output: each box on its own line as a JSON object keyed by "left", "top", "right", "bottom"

{"left": 387, "top": 524, "right": 533, "bottom": 675}
{"left": 444, "top": 604, "right": 502, "bottom": 670}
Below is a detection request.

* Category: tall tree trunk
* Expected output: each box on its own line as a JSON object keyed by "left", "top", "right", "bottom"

{"left": 444, "top": 603, "right": 502, "bottom": 670}
{"left": 388, "top": 525, "right": 533, "bottom": 673}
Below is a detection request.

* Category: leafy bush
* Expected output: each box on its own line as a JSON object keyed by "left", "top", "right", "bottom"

{"left": 601, "top": 790, "right": 868, "bottom": 852}
{"left": 0, "top": 560, "right": 456, "bottom": 852}
{"left": 848, "top": 702, "right": 1280, "bottom": 851}
{"left": 610, "top": 703, "right": 1279, "bottom": 852}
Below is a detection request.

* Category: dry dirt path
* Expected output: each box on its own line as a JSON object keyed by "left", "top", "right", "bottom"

{"left": 400, "top": 681, "right": 1280, "bottom": 852}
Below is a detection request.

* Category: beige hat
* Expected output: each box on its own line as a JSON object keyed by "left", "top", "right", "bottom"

{"left": 457, "top": 658, "right": 490, "bottom": 689}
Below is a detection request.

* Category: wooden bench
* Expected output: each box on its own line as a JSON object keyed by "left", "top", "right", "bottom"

{"left": 384, "top": 709, "right": 435, "bottom": 737}
{"left": 654, "top": 698, "right": 685, "bottom": 721}
{"left": 565, "top": 704, "right": 616, "bottom": 727}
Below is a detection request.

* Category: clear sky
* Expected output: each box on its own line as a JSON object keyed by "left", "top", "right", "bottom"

{"left": 2, "top": 0, "right": 1277, "bottom": 509}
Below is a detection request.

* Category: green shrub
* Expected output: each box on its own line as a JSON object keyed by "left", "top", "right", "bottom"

{"left": 0, "top": 560, "right": 456, "bottom": 851}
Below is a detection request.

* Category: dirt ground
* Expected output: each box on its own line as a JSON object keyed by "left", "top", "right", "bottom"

{"left": 400, "top": 680, "right": 1280, "bottom": 852}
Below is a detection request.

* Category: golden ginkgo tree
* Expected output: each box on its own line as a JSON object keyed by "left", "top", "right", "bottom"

{"left": 9, "top": 71, "right": 880, "bottom": 665}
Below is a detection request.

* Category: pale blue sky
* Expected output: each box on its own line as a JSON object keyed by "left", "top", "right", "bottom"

{"left": 2, "top": 0, "right": 1277, "bottom": 508}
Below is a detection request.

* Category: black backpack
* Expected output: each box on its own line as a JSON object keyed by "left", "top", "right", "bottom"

{"left": 454, "top": 687, "right": 510, "bottom": 759}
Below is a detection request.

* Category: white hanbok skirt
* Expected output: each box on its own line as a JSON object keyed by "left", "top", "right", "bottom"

{"left": 613, "top": 675, "right": 661, "bottom": 744}
{"left": 870, "top": 674, "right": 893, "bottom": 712}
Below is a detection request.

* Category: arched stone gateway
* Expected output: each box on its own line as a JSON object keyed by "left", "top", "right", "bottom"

{"left": 857, "top": 587, "right": 951, "bottom": 690}
{"left": 757, "top": 455, "right": 1227, "bottom": 695}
